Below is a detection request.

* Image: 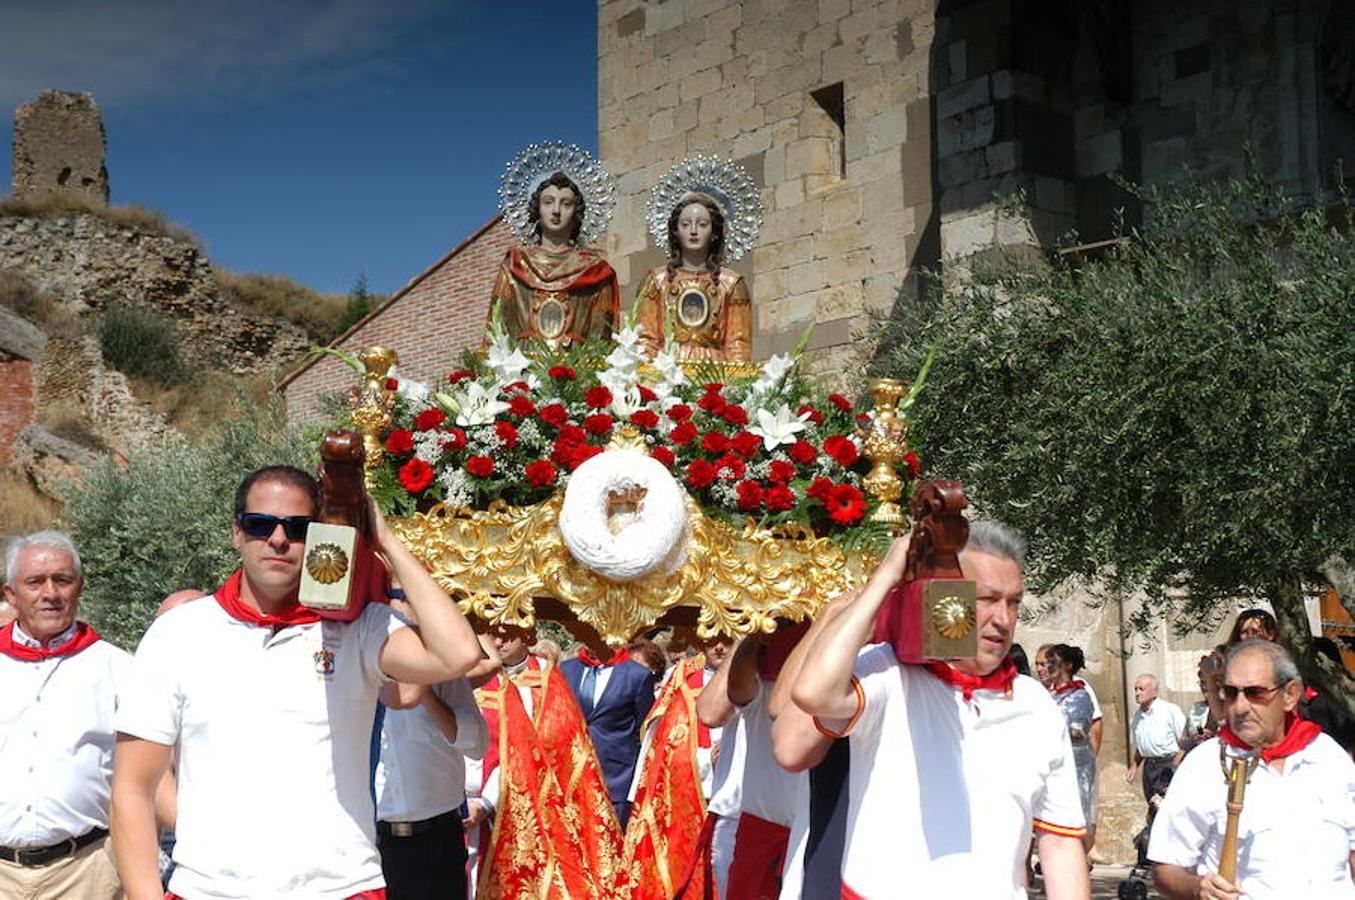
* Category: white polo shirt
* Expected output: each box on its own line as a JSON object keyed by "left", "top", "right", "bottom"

{"left": 117, "top": 597, "right": 404, "bottom": 899}
{"left": 736, "top": 681, "right": 804, "bottom": 827}
{"left": 375, "top": 678, "right": 488, "bottom": 823}
{"left": 0, "top": 624, "right": 130, "bottom": 848}
{"left": 1131, "top": 697, "right": 1186, "bottom": 758}
{"left": 831, "top": 643, "right": 1085, "bottom": 899}
{"left": 1148, "top": 733, "right": 1355, "bottom": 899}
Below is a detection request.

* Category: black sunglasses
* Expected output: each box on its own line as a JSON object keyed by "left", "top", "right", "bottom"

{"left": 1218, "top": 682, "right": 1286, "bottom": 703}
{"left": 236, "top": 513, "right": 311, "bottom": 542}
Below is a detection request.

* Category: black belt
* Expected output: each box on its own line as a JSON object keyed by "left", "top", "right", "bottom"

{"left": 376, "top": 809, "right": 463, "bottom": 839}
{"left": 0, "top": 827, "right": 107, "bottom": 867}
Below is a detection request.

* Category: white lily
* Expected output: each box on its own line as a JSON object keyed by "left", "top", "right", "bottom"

{"left": 651, "top": 349, "right": 688, "bottom": 388}
{"left": 597, "top": 366, "right": 638, "bottom": 397}
{"left": 451, "top": 380, "right": 509, "bottom": 427}
{"left": 485, "top": 337, "right": 531, "bottom": 385}
{"left": 749, "top": 403, "right": 812, "bottom": 451}
{"left": 750, "top": 353, "right": 795, "bottom": 396}
{"left": 609, "top": 385, "right": 645, "bottom": 417}
{"left": 390, "top": 367, "right": 431, "bottom": 405}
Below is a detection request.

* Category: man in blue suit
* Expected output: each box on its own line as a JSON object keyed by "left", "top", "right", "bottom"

{"left": 559, "top": 645, "right": 657, "bottom": 828}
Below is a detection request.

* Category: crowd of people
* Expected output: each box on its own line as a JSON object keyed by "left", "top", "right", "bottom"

{"left": 1, "top": 465, "right": 1352, "bottom": 899}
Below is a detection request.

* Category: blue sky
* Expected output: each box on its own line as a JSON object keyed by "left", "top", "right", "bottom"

{"left": 0, "top": 0, "right": 598, "bottom": 295}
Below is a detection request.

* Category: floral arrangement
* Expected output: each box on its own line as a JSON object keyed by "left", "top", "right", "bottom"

{"left": 341, "top": 323, "right": 922, "bottom": 551}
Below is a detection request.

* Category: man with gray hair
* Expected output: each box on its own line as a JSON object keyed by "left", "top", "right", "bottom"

{"left": 1127, "top": 672, "right": 1187, "bottom": 804}
{"left": 0, "top": 530, "right": 130, "bottom": 898}
{"left": 1148, "top": 639, "right": 1355, "bottom": 899}
{"left": 786, "top": 520, "right": 1090, "bottom": 898}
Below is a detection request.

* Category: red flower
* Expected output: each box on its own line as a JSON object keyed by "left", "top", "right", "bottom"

{"left": 703, "top": 382, "right": 724, "bottom": 395}
{"left": 525, "top": 460, "right": 557, "bottom": 487}
{"left": 670, "top": 422, "right": 698, "bottom": 445}
{"left": 797, "top": 404, "right": 824, "bottom": 425}
{"left": 448, "top": 369, "right": 475, "bottom": 384}
{"left": 548, "top": 365, "right": 577, "bottom": 381}
{"left": 495, "top": 421, "right": 519, "bottom": 450}
{"left": 905, "top": 451, "right": 921, "bottom": 478}
{"left": 806, "top": 476, "right": 834, "bottom": 500}
{"left": 539, "top": 403, "right": 569, "bottom": 427}
{"left": 501, "top": 381, "right": 530, "bottom": 395}
{"left": 825, "top": 483, "right": 867, "bottom": 525}
{"left": 385, "top": 429, "right": 414, "bottom": 455}
{"left": 667, "top": 404, "right": 694, "bottom": 423}
{"left": 698, "top": 392, "right": 727, "bottom": 415}
{"left": 716, "top": 454, "right": 746, "bottom": 481}
{"left": 441, "top": 428, "right": 467, "bottom": 452}
{"left": 823, "top": 434, "right": 860, "bottom": 467}
{"left": 414, "top": 408, "right": 446, "bottom": 431}
{"left": 508, "top": 395, "right": 537, "bottom": 417}
{"left": 557, "top": 424, "right": 586, "bottom": 445}
{"left": 385, "top": 378, "right": 399, "bottom": 391}
{"left": 730, "top": 431, "right": 761, "bottom": 459}
{"left": 651, "top": 446, "right": 676, "bottom": 468}
{"left": 585, "top": 386, "right": 613, "bottom": 409}
{"left": 584, "top": 413, "right": 614, "bottom": 436}
{"left": 768, "top": 460, "right": 796, "bottom": 484}
{"left": 637, "top": 385, "right": 659, "bottom": 403}
{"left": 398, "top": 458, "right": 434, "bottom": 493}
{"left": 686, "top": 459, "right": 717, "bottom": 490}
{"left": 722, "top": 404, "right": 749, "bottom": 426}
{"left": 701, "top": 432, "right": 730, "bottom": 454}
{"left": 567, "top": 443, "right": 602, "bottom": 469}
{"left": 630, "top": 409, "right": 660, "bottom": 429}
{"left": 789, "top": 440, "right": 818, "bottom": 465}
{"left": 855, "top": 413, "right": 873, "bottom": 427}
{"left": 765, "top": 483, "right": 796, "bottom": 511}
{"left": 736, "top": 480, "right": 764, "bottom": 510}
{"left": 828, "top": 393, "right": 853, "bottom": 412}
{"left": 466, "top": 455, "right": 495, "bottom": 478}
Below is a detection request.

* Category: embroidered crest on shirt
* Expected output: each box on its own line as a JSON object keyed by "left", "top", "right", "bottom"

{"left": 313, "top": 648, "right": 336, "bottom": 676}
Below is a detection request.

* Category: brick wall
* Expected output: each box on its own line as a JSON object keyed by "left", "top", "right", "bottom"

{"left": 0, "top": 353, "right": 35, "bottom": 459}
{"left": 280, "top": 216, "right": 515, "bottom": 424}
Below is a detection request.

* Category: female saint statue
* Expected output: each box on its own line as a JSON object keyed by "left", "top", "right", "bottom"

{"left": 634, "top": 156, "right": 763, "bottom": 362}
{"left": 490, "top": 143, "right": 619, "bottom": 350}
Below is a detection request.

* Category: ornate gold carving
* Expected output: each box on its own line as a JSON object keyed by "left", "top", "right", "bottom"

{"left": 351, "top": 347, "right": 398, "bottom": 487}
{"left": 306, "top": 542, "right": 349, "bottom": 584}
{"left": 931, "top": 593, "right": 974, "bottom": 640}
{"left": 863, "top": 377, "right": 909, "bottom": 529}
{"left": 392, "top": 495, "right": 870, "bottom": 648}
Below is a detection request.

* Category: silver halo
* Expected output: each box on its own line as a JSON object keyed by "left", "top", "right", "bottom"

{"left": 645, "top": 155, "right": 763, "bottom": 263}
{"left": 498, "top": 142, "right": 616, "bottom": 248}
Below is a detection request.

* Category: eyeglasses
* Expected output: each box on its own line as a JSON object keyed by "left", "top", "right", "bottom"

{"left": 1218, "top": 682, "right": 1287, "bottom": 704}
{"left": 236, "top": 513, "right": 311, "bottom": 542}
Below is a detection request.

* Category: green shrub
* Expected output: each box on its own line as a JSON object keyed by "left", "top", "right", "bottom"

{"left": 215, "top": 269, "right": 350, "bottom": 342}
{"left": 62, "top": 395, "right": 313, "bottom": 650}
{"left": 99, "top": 304, "right": 189, "bottom": 385}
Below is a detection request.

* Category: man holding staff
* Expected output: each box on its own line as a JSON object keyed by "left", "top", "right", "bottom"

{"left": 1149, "top": 639, "right": 1355, "bottom": 899}
{"left": 111, "top": 465, "right": 484, "bottom": 900}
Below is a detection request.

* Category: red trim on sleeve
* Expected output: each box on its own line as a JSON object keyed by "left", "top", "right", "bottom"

{"left": 814, "top": 675, "right": 865, "bottom": 739}
{"left": 1032, "top": 818, "right": 1087, "bottom": 838}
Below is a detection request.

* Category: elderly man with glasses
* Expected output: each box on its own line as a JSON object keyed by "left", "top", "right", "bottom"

{"left": 1148, "top": 639, "right": 1355, "bottom": 900}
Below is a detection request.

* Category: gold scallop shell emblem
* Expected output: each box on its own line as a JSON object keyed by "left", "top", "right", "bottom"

{"left": 932, "top": 594, "right": 974, "bottom": 640}
{"left": 306, "top": 542, "right": 349, "bottom": 585}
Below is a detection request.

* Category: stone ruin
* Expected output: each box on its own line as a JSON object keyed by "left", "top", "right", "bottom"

{"left": 11, "top": 90, "right": 110, "bottom": 206}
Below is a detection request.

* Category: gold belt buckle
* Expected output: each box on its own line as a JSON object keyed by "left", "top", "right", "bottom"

{"left": 389, "top": 821, "right": 414, "bottom": 838}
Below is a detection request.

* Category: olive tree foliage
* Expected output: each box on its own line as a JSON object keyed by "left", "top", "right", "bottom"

{"left": 62, "top": 396, "right": 313, "bottom": 651}
{"left": 880, "top": 171, "right": 1355, "bottom": 716}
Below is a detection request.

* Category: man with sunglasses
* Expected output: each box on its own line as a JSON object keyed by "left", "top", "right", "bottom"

{"left": 110, "top": 465, "right": 484, "bottom": 900}
{"left": 1148, "top": 640, "right": 1355, "bottom": 899}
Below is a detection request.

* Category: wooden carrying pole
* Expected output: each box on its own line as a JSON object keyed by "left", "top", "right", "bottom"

{"left": 1217, "top": 745, "right": 1260, "bottom": 883}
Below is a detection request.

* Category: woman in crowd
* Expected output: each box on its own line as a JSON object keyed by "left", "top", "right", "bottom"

{"left": 1048, "top": 643, "right": 1098, "bottom": 852}
{"left": 1226, "top": 608, "right": 1277, "bottom": 644}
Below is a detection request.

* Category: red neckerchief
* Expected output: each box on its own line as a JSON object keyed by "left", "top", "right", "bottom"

{"left": 214, "top": 568, "right": 321, "bottom": 628}
{"left": 922, "top": 658, "right": 1018, "bottom": 701}
{"left": 1218, "top": 712, "right": 1322, "bottom": 763}
{"left": 577, "top": 646, "right": 630, "bottom": 667}
{"left": 0, "top": 620, "right": 102, "bottom": 661}
{"left": 1053, "top": 678, "right": 1086, "bottom": 696}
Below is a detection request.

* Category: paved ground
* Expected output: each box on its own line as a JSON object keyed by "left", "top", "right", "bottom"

{"left": 1030, "top": 865, "right": 1162, "bottom": 899}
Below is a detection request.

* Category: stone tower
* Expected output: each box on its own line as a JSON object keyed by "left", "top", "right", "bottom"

{"left": 11, "top": 90, "right": 110, "bottom": 206}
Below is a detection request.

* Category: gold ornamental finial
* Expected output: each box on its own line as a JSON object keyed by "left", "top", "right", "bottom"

{"left": 862, "top": 377, "right": 910, "bottom": 530}
{"left": 349, "top": 347, "right": 399, "bottom": 487}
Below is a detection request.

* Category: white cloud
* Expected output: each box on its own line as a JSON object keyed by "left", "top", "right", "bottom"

{"left": 0, "top": 0, "right": 446, "bottom": 111}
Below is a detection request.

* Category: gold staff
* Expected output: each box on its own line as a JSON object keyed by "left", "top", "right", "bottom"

{"left": 1217, "top": 743, "right": 1260, "bottom": 884}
